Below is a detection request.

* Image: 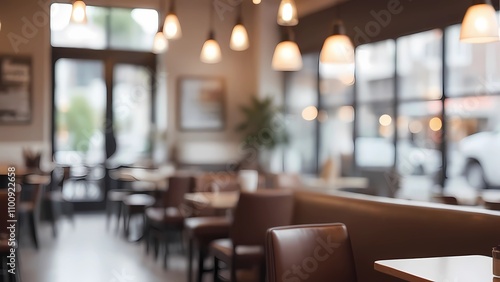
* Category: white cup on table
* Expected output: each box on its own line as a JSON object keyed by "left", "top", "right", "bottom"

{"left": 238, "top": 170, "right": 259, "bottom": 192}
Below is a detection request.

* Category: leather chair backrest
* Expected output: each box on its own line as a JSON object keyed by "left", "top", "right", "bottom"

{"left": 162, "top": 176, "right": 195, "bottom": 208}
{"left": 266, "top": 224, "right": 357, "bottom": 282}
{"left": 230, "top": 190, "right": 294, "bottom": 246}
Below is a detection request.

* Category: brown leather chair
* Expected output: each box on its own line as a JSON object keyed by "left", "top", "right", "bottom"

{"left": 266, "top": 223, "right": 357, "bottom": 282}
{"left": 211, "top": 190, "right": 294, "bottom": 282}
{"left": 145, "top": 176, "right": 195, "bottom": 268}
{"left": 185, "top": 216, "right": 231, "bottom": 282}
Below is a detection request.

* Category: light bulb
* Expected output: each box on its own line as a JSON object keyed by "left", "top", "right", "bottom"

{"left": 253, "top": 0, "right": 261, "bottom": 4}
{"left": 163, "top": 13, "right": 182, "bottom": 40}
{"left": 320, "top": 34, "right": 355, "bottom": 64}
{"left": 230, "top": 24, "right": 250, "bottom": 51}
{"left": 152, "top": 31, "right": 168, "bottom": 54}
{"left": 277, "top": 0, "right": 298, "bottom": 26}
{"left": 201, "top": 37, "right": 222, "bottom": 64}
{"left": 272, "top": 40, "right": 302, "bottom": 71}
{"left": 71, "top": 1, "right": 87, "bottom": 24}
{"left": 461, "top": 3, "right": 499, "bottom": 43}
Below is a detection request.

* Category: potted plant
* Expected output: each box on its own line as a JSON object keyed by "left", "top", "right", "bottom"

{"left": 235, "top": 96, "right": 288, "bottom": 172}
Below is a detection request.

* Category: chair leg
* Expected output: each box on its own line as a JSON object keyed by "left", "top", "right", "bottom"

{"left": 48, "top": 200, "right": 58, "bottom": 238}
{"left": 153, "top": 233, "right": 160, "bottom": 260}
{"left": 116, "top": 203, "right": 123, "bottom": 233}
{"left": 123, "top": 208, "right": 130, "bottom": 238}
{"left": 66, "top": 201, "right": 75, "bottom": 226}
{"left": 187, "top": 238, "right": 193, "bottom": 282}
{"left": 197, "top": 246, "right": 206, "bottom": 282}
{"left": 230, "top": 264, "right": 237, "bottom": 282}
{"left": 213, "top": 257, "right": 220, "bottom": 282}
{"left": 105, "top": 201, "right": 111, "bottom": 230}
{"left": 163, "top": 231, "right": 170, "bottom": 269}
{"left": 28, "top": 213, "right": 39, "bottom": 249}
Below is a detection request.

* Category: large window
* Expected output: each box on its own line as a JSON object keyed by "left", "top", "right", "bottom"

{"left": 319, "top": 62, "right": 354, "bottom": 176}
{"left": 51, "top": 4, "right": 158, "bottom": 51}
{"left": 284, "top": 54, "right": 319, "bottom": 174}
{"left": 356, "top": 40, "right": 396, "bottom": 169}
{"left": 285, "top": 23, "right": 500, "bottom": 201}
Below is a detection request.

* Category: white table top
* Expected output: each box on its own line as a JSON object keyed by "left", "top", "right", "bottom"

{"left": 184, "top": 191, "right": 239, "bottom": 210}
{"left": 375, "top": 255, "right": 498, "bottom": 282}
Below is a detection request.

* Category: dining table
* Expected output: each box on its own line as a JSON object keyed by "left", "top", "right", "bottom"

{"left": 374, "top": 255, "right": 498, "bottom": 282}
{"left": 184, "top": 191, "right": 240, "bottom": 211}
{"left": 111, "top": 166, "right": 175, "bottom": 190}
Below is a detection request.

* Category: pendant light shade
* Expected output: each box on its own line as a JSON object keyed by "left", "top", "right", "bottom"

{"left": 153, "top": 31, "right": 168, "bottom": 54}
{"left": 320, "top": 21, "right": 355, "bottom": 64}
{"left": 272, "top": 40, "right": 302, "bottom": 71}
{"left": 277, "top": 0, "right": 298, "bottom": 26}
{"left": 253, "top": 0, "right": 261, "bottom": 4}
{"left": 163, "top": 14, "right": 182, "bottom": 39}
{"left": 163, "top": 0, "right": 182, "bottom": 40}
{"left": 230, "top": 6, "right": 249, "bottom": 51}
{"left": 460, "top": 0, "right": 499, "bottom": 43}
{"left": 201, "top": 32, "right": 222, "bottom": 63}
{"left": 230, "top": 24, "right": 250, "bottom": 51}
{"left": 71, "top": 0, "right": 88, "bottom": 24}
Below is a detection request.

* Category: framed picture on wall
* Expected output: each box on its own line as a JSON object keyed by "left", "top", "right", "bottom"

{"left": 0, "top": 55, "right": 32, "bottom": 124}
{"left": 177, "top": 76, "right": 226, "bottom": 131}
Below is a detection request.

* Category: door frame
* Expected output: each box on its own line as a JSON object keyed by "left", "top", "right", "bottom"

{"left": 51, "top": 47, "right": 157, "bottom": 210}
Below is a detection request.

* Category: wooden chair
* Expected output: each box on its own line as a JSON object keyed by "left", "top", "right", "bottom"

{"left": 145, "top": 176, "right": 195, "bottom": 268}
{"left": 19, "top": 176, "right": 46, "bottom": 249}
{"left": 211, "top": 190, "right": 294, "bottom": 282}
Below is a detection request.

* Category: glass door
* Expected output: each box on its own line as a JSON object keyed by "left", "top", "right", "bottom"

{"left": 52, "top": 50, "right": 156, "bottom": 209}
{"left": 54, "top": 59, "right": 107, "bottom": 202}
{"left": 112, "top": 64, "right": 153, "bottom": 165}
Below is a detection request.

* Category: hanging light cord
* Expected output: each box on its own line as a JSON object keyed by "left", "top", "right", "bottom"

{"left": 169, "top": 0, "right": 176, "bottom": 14}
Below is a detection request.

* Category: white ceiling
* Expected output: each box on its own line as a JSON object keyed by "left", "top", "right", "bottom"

{"left": 296, "top": 0, "right": 347, "bottom": 17}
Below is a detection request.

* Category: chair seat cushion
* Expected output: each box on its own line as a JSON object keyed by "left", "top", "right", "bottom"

{"left": 210, "top": 239, "right": 264, "bottom": 268}
{"left": 146, "top": 207, "right": 184, "bottom": 227}
{"left": 185, "top": 217, "right": 230, "bottom": 243}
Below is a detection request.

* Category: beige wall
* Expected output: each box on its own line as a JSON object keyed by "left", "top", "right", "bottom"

{"left": 0, "top": 0, "right": 283, "bottom": 166}
{"left": 163, "top": 0, "right": 258, "bottom": 161}
{"left": 0, "top": 0, "right": 52, "bottom": 165}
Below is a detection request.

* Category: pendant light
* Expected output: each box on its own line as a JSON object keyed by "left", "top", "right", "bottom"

{"left": 320, "top": 20, "right": 355, "bottom": 64}
{"left": 272, "top": 28, "right": 302, "bottom": 71}
{"left": 71, "top": 0, "right": 88, "bottom": 24}
{"left": 163, "top": 0, "right": 182, "bottom": 40}
{"left": 153, "top": 31, "right": 168, "bottom": 54}
{"left": 253, "top": 0, "right": 261, "bottom": 4}
{"left": 153, "top": 1, "right": 168, "bottom": 54}
{"left": 201, "top": 3, "right": 222, "bottom": 63}
{"left": 460, "top": 0, "right": 499, "bottom": 43}
{"left": 230, "top": 5, "right": 250, "bottom": 51}
{"left": 277, "top": 0, "right": 298, "bottom": 26}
